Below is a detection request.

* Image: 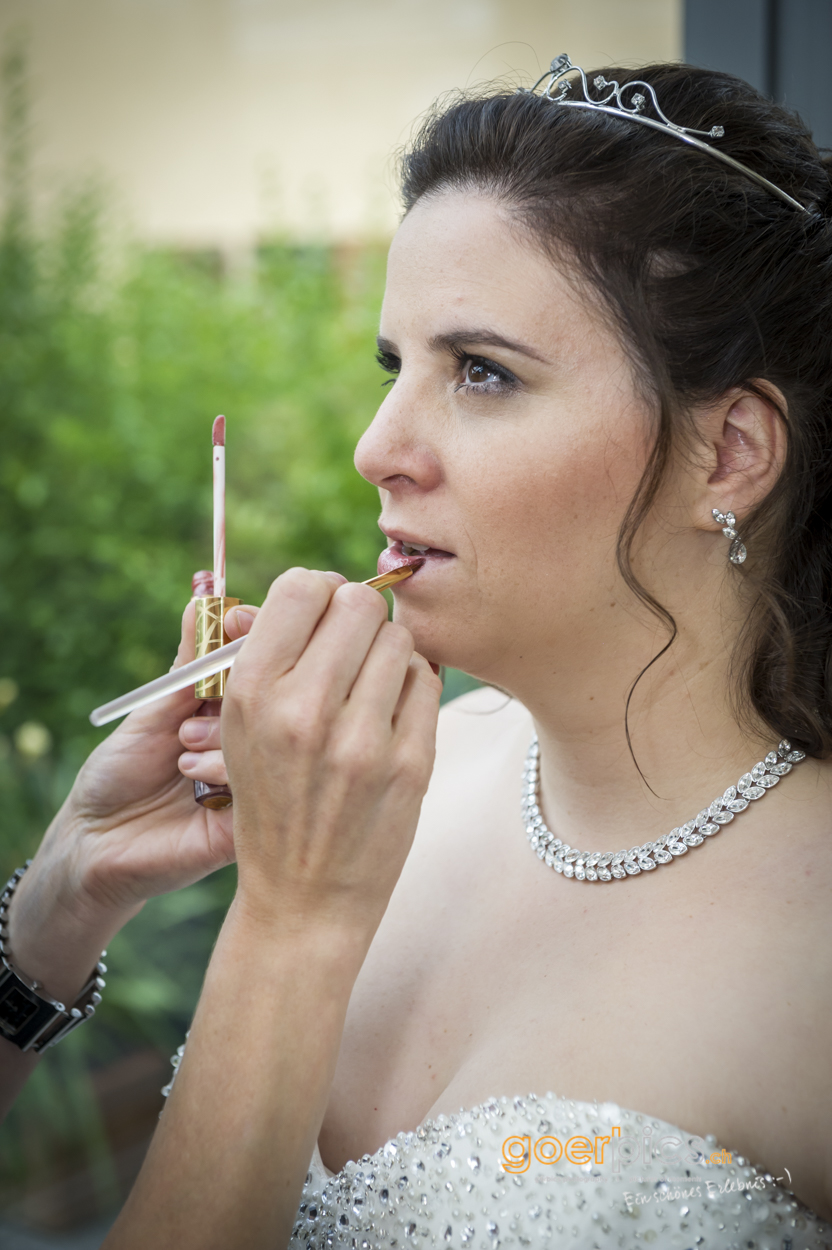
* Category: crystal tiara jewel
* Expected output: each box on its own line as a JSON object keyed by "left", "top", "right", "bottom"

{"left": 520, "top": 54, "right": 809, "bottom": 215}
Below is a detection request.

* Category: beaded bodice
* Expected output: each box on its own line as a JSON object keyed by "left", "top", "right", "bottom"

{"left": 290, "top": 1091, "right": 830, "bottom": 1249}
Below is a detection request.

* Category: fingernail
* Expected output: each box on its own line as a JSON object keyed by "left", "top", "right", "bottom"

{"left": 230, "top": 608, "right": 255, "bottom": 632}
{"left": 180, "top": 719, "right": 213, "bottom": 744}
{"left": 322, "top": 571, "right": 348, "bottom": 585}
{"left": 178, "top": 752, "right": 202, "bottom": 771}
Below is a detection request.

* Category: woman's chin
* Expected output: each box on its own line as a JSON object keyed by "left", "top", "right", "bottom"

{"left": 389, "top": 607, "right": 490, "bottom": 677}
{"left": 390, "top": 614, "right": 446, "bottom": 668}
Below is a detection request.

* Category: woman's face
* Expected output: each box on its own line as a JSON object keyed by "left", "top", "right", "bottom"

{"left": 354, "top": 189, "right": 658, "bottom": 688}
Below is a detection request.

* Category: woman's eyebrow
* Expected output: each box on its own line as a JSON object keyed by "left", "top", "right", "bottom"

{"left": 375, "top": 330, "right": 551, "bottom": 365}
{"left": 428, "top": 329, "right": 550, "bottom": 364}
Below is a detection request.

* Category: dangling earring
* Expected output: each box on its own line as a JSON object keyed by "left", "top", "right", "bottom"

{"left": 712, "top": 509, "right": 747, "bottom": 564}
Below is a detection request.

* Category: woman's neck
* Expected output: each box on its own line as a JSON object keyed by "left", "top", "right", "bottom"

{"left": 497, "top": 606, "right": 774, "bottom": 853}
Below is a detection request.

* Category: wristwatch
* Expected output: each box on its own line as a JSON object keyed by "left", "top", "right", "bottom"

{"left": 0, "top": 863, "right": 106, "bottom": 1053}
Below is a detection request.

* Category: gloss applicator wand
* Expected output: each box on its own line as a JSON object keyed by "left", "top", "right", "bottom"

{"left": 89, "top": 563, "right": 421, "bottom": 729}
{"left": 212, "top": 415, "right": 226, "bottom": 597}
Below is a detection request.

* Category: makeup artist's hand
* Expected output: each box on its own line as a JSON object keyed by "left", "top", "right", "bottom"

{"left": 173, "top": 599, "right": 260, "bottom": 792}
{"left": 220, "top": 568, "right": 443, "bottom": 946}
{"left": 4, "top": 596, "right": 261, "bottom": 1008}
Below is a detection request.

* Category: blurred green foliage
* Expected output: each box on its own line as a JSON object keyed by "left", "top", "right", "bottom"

{"left": 0, "top": 35, "right": 392, "bottom": 823}
{"left": 0, "top": 39, "right": 478, "bottom": 1222}
{"left": 0, "top": 192, "right": 392, "bottom": 780}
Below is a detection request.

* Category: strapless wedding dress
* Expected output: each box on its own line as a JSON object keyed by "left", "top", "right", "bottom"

{"left": 290, "top": 1091, "right": 830, "bottom": 1249}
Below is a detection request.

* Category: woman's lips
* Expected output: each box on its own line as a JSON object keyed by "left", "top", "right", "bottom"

{"left": 377, "top": 541, "right": 455, "bottom": 578}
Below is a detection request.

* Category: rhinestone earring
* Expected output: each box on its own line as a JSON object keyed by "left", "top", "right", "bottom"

{"left": 712, "top": 509, "right": 747, "bottom": 564}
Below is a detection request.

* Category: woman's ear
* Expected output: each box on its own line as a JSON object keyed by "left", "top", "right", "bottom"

{"left": 693, "top": 383, "right": 788, "bottom": 531}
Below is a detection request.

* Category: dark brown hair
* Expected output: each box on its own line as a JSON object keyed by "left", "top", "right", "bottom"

{"left": 400, "top": 64, "right": 832, "bottom": 757}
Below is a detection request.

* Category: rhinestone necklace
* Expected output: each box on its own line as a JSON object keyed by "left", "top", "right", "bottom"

{"left": 522, "top": 736, "right": 806, "bottom": 881}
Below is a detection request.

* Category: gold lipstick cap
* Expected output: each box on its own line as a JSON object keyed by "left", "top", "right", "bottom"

{"left": 194, "top": 596, "right": 241, "bottom": 698}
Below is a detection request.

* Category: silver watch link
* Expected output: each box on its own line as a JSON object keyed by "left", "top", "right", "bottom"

{"left": 0, "top": 862, "right": 106, "bottom": 1053}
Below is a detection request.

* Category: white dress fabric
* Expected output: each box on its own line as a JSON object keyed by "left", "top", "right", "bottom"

{"left": 289, "top": 1091, "right": 830, "bottom": 1249}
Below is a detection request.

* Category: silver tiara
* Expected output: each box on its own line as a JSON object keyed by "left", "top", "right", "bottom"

{"left": 520, "top": 54, "right": 808, "bottom": 215}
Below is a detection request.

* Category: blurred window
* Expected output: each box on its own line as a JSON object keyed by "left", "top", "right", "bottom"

{"left": 685, "top": 0, "right": 832, "bottom": 147}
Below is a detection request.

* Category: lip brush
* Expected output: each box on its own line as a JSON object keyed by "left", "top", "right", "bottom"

{"left": 89, "top": 563, "right": 422, "bottom": 728}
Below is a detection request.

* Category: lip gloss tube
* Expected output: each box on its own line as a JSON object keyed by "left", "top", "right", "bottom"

{"left": 192, "top": 593, "right": 240, "bottom": 810}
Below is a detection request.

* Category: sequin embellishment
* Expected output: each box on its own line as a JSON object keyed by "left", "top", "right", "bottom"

{"left": 289, "top": 1091, "right": 830, "bottom": 1248}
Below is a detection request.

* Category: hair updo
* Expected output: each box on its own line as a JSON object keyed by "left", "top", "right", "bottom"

{"left": 399, "top": 63, "right": 832, "bottom": 758}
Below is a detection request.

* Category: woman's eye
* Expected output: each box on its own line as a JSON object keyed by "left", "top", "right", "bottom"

{"left": 456, "top": 356, "right": 516, "bottom": 395}
{"left": 376, "top": 349, "right": 400, "bottom": 387}
{"left": 464, "top": 360, "right": 497, "bottom": 386}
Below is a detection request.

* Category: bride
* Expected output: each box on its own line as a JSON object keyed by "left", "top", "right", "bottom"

{"left": 1, "top": 59, "right": 831, "bottom": 1248}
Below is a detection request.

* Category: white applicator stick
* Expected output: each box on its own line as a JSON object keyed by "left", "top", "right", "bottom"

{"left": 212, "top": 415, "right": 226, "bottom": 598}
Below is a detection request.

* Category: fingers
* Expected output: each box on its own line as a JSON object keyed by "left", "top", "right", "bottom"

{"left": 174, "top": 594, "right": 260, "bottom": 662}
{"left": 224, "top": 604, "right": 260, "bottom": 641}
{"left": 179, "top": 715, "right": 226, "bottom": 781}
{"left": 345, "top": 620, "right": 415, "bottom": 727}
{"left": 178, "top": 749, "right": 228, "bottom": 785}
{"left": 229, "top": 569, "right": 362, "bottom": 700}
{"left": 179, "top": 716, "right": 222, "bottom": 751}
{"left": 172, "top": 600, "right": 197, "bottom": 670}
{"left": 392, "top": 654, "right": 443, "bottom": 747}
{"left": 288, "top": 581, "right": 390, "bottom": 710}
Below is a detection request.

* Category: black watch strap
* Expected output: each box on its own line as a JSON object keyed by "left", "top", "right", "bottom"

{"left": 0, "top": 863, "right": 106, "bottom": 1053}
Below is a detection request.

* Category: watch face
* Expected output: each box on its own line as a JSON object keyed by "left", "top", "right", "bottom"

{"left": 0, "top": 979, "right": 40, "bottom": 1036}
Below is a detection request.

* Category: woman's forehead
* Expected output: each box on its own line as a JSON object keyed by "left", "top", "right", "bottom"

{"left": 382, "top": 190, "right": 620, "bottom": 364}
{"left": 388, "top": 189, "right": 554, "bottom": 292}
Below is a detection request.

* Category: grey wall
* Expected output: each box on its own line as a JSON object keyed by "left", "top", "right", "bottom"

{"left": 685, "top": 0, "right": 832, "bottom": 148}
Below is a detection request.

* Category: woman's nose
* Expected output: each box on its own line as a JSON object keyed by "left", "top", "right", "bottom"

{"left": 354, "top": 390, "right": 442, "bottom": 494}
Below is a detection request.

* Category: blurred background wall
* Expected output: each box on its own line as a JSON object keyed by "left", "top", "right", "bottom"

{"left": 0, "top": 0, "right": 682, "bottom": 254}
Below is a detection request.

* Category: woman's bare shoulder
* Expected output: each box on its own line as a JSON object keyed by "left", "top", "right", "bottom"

{"left": 434, "top": 685, "right": 531, "bottom": 768}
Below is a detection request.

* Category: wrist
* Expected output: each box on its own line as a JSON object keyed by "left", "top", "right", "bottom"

{"left": 1, "top": 864, "right": 108, "bottom": 1053}
{"left": 222, "top": 894, "right": 371, "bottom": 983}
{"left": 6, "top": 853, "right": 137, "bottom": 1005}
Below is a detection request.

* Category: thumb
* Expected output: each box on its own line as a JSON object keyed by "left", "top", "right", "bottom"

{"left": 224, "top": 605, "right": 260, "bottom": 641}
{"left": 171, "top": 599, "right": 197, "bottom": 669}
